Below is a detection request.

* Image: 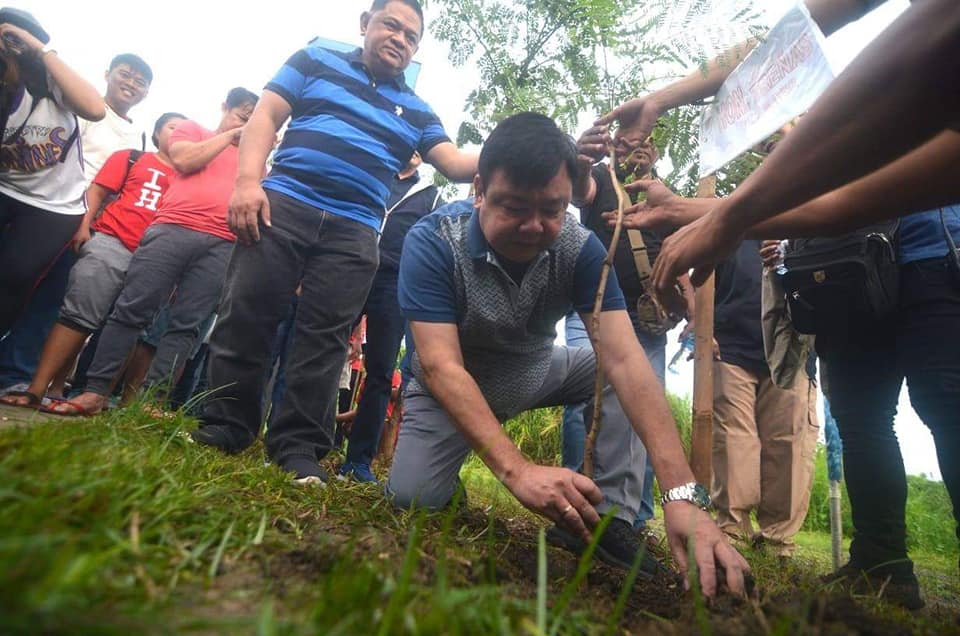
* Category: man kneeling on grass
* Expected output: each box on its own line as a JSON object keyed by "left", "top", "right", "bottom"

{"left": 389, "top": 112, "right": 750, "bottom": 597}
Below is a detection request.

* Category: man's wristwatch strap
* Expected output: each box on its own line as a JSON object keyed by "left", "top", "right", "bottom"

{"left": 660, "top": 481, "right": 712, "bottom": 511}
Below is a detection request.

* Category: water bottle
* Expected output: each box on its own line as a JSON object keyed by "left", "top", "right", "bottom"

{"left": 774, "top": 239, "right": 788, "bottom": 277}
{"left": 668, "top": 334, "right": 695, "bottom": 375}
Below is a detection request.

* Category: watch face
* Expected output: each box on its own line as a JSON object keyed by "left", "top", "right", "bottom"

{"left": 692, "top": 483, "right": 712, "bottom": 509}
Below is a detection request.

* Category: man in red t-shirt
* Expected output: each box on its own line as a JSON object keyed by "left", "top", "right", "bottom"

{"left": 55, "top": 88, "right": 258, "bottom": 415}
{"left": 1, "top": 112, "right": 185, "bottom": 410}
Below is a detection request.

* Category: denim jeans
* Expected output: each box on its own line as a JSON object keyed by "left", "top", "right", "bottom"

{"left": 0, "top": 249, "right": 75, "bottom": 388}
{"left": 345, "top": 268, "right": 406, "bottom": 466}
{"left": 0, "top": 195, "right": 80, "bottom": 336}
{"left": 818, "top": 256, "right": 960, "bottom": 575}
{"left": 267, "top": 297, "right": 298, "bottom": 420}
{"left": 561, "top": 312, "right": 666, "bottom": 528}
{"left": 201, "top": 191, "right": 379, "bottom": 463}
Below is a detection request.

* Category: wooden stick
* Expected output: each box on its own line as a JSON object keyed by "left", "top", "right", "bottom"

{"left": 689, "top": 175, "right": 717, "bottom": 485}
{"left": 582, "top": 144, "right": 629, "bottom": 479}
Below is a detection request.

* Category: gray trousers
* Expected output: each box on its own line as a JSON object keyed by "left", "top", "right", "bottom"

{"left": 86, "top": 223, "right": 232, "bottom": 396}
{"left": 388, "top": 346, "right": 646, "bottom": 523}
{"left": 59, "top": 232, "right": 133, "bottom": 332}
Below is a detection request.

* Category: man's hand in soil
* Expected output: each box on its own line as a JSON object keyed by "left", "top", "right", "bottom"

{"left": 503, "top": 462, "right": 602, "bottom": 542}
{"left": 663, "top": 500, "right": 751, "bottom": 597}
{"left": 228, "top": 177, "right": 272, "bottom": 245}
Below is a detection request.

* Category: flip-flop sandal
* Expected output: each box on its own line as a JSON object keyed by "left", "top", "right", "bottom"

{"left": 0, "top": 390, "right": 42, "bottom": 410}
{"left": 40, "top": 398, "right": 99, "bottom": 418}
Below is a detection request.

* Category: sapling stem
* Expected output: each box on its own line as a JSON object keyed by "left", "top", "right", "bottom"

{"left": 583, "top": 142, "right": 628, "bottom": 479}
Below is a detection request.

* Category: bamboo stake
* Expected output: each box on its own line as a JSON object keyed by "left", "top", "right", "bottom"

{"left": 689, "top": 175, "right": 717, "bottom": 485}
{"left": 582, "top": 144, "right": 629, "bottom": 479}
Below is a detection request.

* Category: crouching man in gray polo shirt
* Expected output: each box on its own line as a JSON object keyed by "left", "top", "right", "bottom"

{"left": 390, "top": 112, "right": 750, "bottom": 597}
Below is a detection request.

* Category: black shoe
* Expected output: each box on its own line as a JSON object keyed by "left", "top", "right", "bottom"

{"left": 821, "top": 561, "right": 924, "bottom": 610}
{"left": 191, "top": 423, "right": 254, "bottom": 454}
{"left": 547, "top": 518, "right": 677, "bottom": 581}
{"left": 280, "top": 455, "right": 329, "bottom": 486}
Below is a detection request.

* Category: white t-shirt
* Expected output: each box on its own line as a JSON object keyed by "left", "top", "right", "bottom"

{"left": 78, "top": 104, "right": 144, "bottom": 183}
{"left": 0, "top": 79, "right": 86, "bottom": 215}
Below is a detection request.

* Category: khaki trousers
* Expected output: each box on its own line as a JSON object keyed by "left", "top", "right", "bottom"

{"left": 711, "top": 361, "right": 819, "bottom": 555}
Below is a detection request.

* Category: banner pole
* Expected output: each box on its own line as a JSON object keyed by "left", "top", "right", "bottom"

{"left": 690, "top": 175, "right": 717, "bottom": 486}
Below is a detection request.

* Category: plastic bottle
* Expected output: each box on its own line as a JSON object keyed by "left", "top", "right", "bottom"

{"left": 668, "top": 334, "right": 695, "bottom": 375}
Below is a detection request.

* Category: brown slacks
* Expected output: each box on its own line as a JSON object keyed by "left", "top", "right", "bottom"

{"left": 711, "top": 361, "right": 819, "bottom": 556}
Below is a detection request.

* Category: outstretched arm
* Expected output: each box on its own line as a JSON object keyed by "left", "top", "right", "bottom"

{"left": 615, "top": 129, "right": 960, "bottom": 240}
{"left": 646, "top": 0, "right": 960, "bottom": 300}
{"left": 587, "top": 308, "right": 750, "bottom": 597}
{"left": 745, "top": 129, "right": 960, "bottom": 238}
{"left": 596, "top": 0, "right": 888, "bottom": 141}
{"left": 424, "top": 142, "right": 478, "bottom": 182}
{"left": 710, "top": 0, "right": 960, "bottom": 235}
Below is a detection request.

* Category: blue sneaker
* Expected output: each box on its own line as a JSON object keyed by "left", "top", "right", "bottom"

{"left": 338, "top": 461, "right": 378, "bottom": 484}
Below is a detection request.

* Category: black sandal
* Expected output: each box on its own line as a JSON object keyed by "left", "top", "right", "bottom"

{"left": 0, "top": 390, "right": 42, "bottom": 409}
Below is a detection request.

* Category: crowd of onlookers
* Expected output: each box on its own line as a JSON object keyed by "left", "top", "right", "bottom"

{"left": 1, "top": 0, "right": 957, "bottom": 610}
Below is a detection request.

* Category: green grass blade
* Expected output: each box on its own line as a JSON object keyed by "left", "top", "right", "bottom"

{"left": 208, "top": 519, "right": 235, "bottom": 581}
{"left": 537, "top": 527, "right": 547, "bottom": 634}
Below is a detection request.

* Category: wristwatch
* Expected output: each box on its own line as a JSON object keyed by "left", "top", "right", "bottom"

{"left": 660, "top": 481, "right": 712, "bottom": 511}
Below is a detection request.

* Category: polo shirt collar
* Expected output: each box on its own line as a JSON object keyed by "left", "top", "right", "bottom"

{"left": 347, "top": 47, "right": 407, "bottom": 89}
{"left": 467, "top": 208, "right": 489, "bottom": 259}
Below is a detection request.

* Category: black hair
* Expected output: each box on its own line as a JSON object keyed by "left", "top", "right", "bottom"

{"left": 369, "top": 0, "right": 424, "bottom": 30}
{"left": 224, "top": 87, "right": 259, "bottom": 110}
{"left": 478, "top": 112, "right": 578, "bottom": 193}
{"left": 109, "top": 53, "right": 153, "bottom": 84}
{"left": 151, "top": 111, "right": 186, "bottom": 149}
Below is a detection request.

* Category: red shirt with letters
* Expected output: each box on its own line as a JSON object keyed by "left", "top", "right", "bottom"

{"left": 91, "top": 150, "right": 175, "bottom": 252}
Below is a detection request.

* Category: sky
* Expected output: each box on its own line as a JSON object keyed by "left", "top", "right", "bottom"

{"left": 23, "top": 1, "right": 938, "bottom": 479}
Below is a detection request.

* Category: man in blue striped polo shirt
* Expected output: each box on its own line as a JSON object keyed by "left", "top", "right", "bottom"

{"left": 193, "top": 0, "right": 478, "bottom": 484}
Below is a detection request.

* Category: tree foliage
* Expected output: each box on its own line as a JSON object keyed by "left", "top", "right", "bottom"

{"left": 424, "top": 0, "right": 768, "bottom": 195}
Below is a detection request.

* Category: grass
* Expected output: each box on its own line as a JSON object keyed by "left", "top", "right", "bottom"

{"left": 0, "top": 398, "right": 958, "bottom": 634}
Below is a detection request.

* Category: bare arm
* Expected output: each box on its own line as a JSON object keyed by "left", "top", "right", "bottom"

{"left": 596, "top": 0, "right": 887, "bottom": 140}
{"left": 0, "top": 24, "right": 104, "bottom": 121}
{"left": 82, "top": 183, "right": 111, "bottom": 224}
{"left": 410, "top": 320, "right": 602, "bottom": 540}
{"left": 69, "top": 183, "right": 112, "bottom": 252}
{"left": 617, "top": 130, "right": 960, "bottom": 240}
{"left": 228, "top": 90, "right": 292, "bottom": 245}
{"left": 746, "top": 130, "right": 960, "bottom": 238}
{"left": 713, "top": 0, "right": 960, "bottom": 235}
{"left": 236, "top": 90, "right": 290, "bottom": 184}
{"left": 585, "top": 308, "right": 750, "bottom": 597}
{"left": 42, "top": 53, "right": 104, "bottom": 121}
{"left": 169, "top": 130, "right": 239, "bottom": 175}
{"left": 424, "top": 142, "right": 478, "bottom": 183}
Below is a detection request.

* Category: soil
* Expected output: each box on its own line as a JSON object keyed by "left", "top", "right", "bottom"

{"left": 197, "top": 500, "right": 960, "bottom": 635}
